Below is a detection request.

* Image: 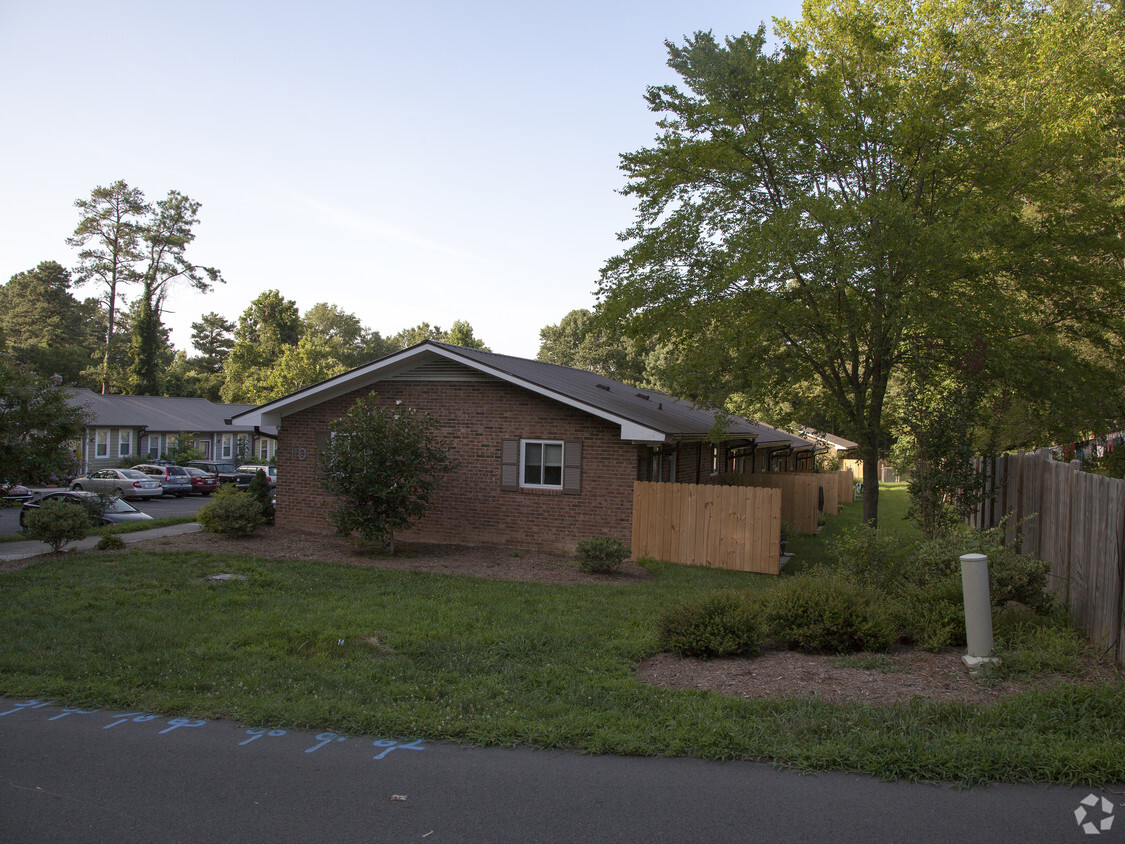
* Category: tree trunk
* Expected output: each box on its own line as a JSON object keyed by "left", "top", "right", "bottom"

{"left": 862, "top": 450, "right": 880, "bottom": 528}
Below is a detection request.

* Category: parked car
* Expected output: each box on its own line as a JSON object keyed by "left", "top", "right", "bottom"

{"left": 69, "top": 469, "right": 163, "bottom": 500}
{"left": 20, "top": 490, "right": 154, "bottom": 528}
{"left": 132, "top": 463, "right": 194, "bottom": 497}
{"left": 182, "top": 466, "right": 221, "bottom": 496}
{"left": 185, "top": 461, "right": 256, "bottom": 489}
{"left": 1, "top": 481, "right": 33, "bottom": 504}
{"left": 237, "top": 464, "right": 277, "bottom": 487}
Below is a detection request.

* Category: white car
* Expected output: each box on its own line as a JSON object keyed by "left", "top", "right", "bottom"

{"left": 69, "top": 468, "right": 163, "bottom": 500}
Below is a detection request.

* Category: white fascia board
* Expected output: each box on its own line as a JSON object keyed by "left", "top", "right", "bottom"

{"left": 230, "top": 344, "right": 670, "bottom": 443}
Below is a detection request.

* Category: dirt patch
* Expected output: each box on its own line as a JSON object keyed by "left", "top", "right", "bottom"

{"left": 126, "top": 525, "right": 652, "bottom": 585}
{"left": 636, "top": 648, "right": 1120, "bottom": 706}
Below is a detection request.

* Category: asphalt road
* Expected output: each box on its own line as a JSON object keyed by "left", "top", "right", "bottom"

{"left": 0, "top": 492, "right": 209, "bottom": 536}
{"left": 1, "top": 698, "right": 1119, "bottom": 843}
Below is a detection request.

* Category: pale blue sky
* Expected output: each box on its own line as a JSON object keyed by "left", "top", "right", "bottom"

{"left": 0, "top": 0, "right": 802, "bottom": 359}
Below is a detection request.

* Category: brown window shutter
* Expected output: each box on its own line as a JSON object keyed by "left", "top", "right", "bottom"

{"left": 562, "top": 440, "right": 582, "bottom": 494}
{"left": 314, "top": 431, "right": 331, "bottom": 480}
{"left": 501, "top": 438, "right": 519, "bottom": 491}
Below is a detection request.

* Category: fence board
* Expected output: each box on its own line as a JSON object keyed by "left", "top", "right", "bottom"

{"left": 632, "top": 481, "right": 781, "bottom": 574}
{"left": 969, "top": 450, "right": 1125, "bottom": 669}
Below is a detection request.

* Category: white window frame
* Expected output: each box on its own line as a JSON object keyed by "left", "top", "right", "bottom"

{"left": 95, "top": 430, "right": 109, "bottom": 458}
{"left": 118, "top": 430, "right": 132, "bottom": 459}
{"left": 520, "top": 439, "right": 564, "bottom": 489}
{"left": 147, "top": 434, "right": 164, "bottom": 459}
{"left": 221, "top": 434, "right": 233, "bottom": 459}
{"left": 196, "top": 439, "right": 211, "bottom": 458}
{"left": 259, "top": 438, "right": 274, "bottom": 462}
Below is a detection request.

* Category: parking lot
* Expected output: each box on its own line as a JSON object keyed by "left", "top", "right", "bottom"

{"left": 0, "top": 491, "right": 210, "bottom": 537}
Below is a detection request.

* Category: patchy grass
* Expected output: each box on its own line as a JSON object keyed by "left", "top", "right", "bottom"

{"left": 1, "top": 544, "right": 1121, "bottom": 785}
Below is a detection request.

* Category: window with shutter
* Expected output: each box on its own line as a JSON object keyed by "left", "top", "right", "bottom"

{"left": 562, "top": 440, "right": 581, "bottom": 494}
{"left": 500, "top": 439, "right": 519, "bottom": 491}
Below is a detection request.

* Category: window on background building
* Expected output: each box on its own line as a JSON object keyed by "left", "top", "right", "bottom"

{"left": 95, "top": 430, "right": 109, "bottom": 458}
{"left": 147, "top": 435, "right": 163, "bottom": 459}
{"left": 221, "top": 434, "right": 233, "bottom": 459}
{"left": 119, "top": 430, "right": 132, "bottom": 459}
{"left": 195, "top": 440, "right": 210, "bottom": 458}
{"left": 259, "top": 438, "right": 274, "bottom": 461}
{"left": 521, "top": 440, "right": 563, "bottom": 488}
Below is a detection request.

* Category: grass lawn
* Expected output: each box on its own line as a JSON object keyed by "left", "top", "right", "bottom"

{"left": 1, "top": 487, "right": 1122, "bottom": 786}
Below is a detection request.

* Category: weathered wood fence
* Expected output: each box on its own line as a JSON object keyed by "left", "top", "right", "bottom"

{"left": 716, "top": 470, "right": 855, "bottom": 534}
{"left": 632, "top": 481, "right": 782, "bottom": 574}
{"left": 970, "top": 451, "right": 1125, "bottom": 669}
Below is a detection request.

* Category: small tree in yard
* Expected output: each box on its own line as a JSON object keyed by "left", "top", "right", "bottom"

{"left": 24, "top": 499, "right": 89, "bottom": 552}
{"left": 319, "top": 394, "right": 455, "bottom": 554}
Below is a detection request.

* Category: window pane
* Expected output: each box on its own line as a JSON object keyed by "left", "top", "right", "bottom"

{"left": 523, "top": 442, "right": 542, "bottom": 485}
{"left": 543, "top": 443, "right": 562, "bottom": 467}
{"left": 543, "top": 464, "right": 562, "bottom": 486}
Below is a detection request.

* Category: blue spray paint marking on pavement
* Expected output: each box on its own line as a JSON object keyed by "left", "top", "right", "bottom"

{"left": 104, "top": 713, "right": 160, "bottom": 729}
{"left": 0, "top": 700, "right": 55, "bottom": 717}
{"left": 305, "top": 732, "right": 348, "bottom": 753}
{"left": 48, "top": 707, "right": 100, "bottom": 720}
{"left": 0, "top": 699, "right": 427, "bottom": 765}
{"left": 240, "top": 728, "right": 287, "bottom": 745}
{"left": 159, "top": 718, "right": 207, "bottom": 734}
{"left": 372, "top": 738, "right": 426, "bottom": 760}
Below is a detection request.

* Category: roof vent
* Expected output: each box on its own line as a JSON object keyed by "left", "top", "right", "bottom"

{"left": 658, "top": 402, "right": 663, "bottom": 410}
{"left": 636, "top": 393, "right": 649, "bottom": 400}
{"left": 596, "top": 384, "right": 611, "bottom": 391}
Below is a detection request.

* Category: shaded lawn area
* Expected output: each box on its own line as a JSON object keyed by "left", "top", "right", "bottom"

{"left": 1, "top": 486, "right": 1123, "bottom": 786}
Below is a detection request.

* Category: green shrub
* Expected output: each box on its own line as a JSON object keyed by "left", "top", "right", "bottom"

{"left": 575, "top": 536, "right": 629, "bottom": 573}
{"left": 827, "top": 525, "right": 914, "bottom": 592}
{"left": 247, "top": 469, "right": 275, "bottom": 525}
{"left": 763, "top": 575, "right": 895, "bottom": 654}
{"left": 657, "top": 590, "right": 764, "bottom": 658}
{"left": 24, "top": 499, "right": 90, "bottom": 552}
{"left": 197, "top": 492, "right": 264, "bottom": 536}
{"left": 994, "top": 606, "right": 1091, "bottom": 676}
{"left": 95, "top": 534, "right": 126, "bottom": 551}
{"left": 892, "top": 577, "right": 967, "bottom": 651}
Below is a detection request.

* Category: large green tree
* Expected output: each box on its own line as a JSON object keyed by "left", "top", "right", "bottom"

{"left": 186, "top": 311, "right": 236, "bottom": 400}
{"left": 598, "top": 0, "right": 1125, "bottom": 525}
{"left": 0, "top": 262, "right": 102, "bottom": 386}
{"left": 68, "top": 180, "right": 147, "bottom": 394}
{"left": 0, "top": 360, "right": 87, "bottom": 483}
{"left": 302, "top": 303, "right": 398, "bottom": 367}
{"left": 221, "top": 290, "right": 302, "bottom": 403}
{"left": 127, "top": 191, "right": 223, "bottom": 394}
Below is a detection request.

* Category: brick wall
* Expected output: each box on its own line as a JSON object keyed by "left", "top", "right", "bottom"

{"left": 275, "top": 379, "right": 638, "bottom": 551}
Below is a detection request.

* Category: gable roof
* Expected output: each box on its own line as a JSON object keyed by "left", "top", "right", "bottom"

{"left": 66, "top": 388, "right": 262, "bottom": 435}
{"left": 231, "top": 341, "right": 817, "bottom": 450}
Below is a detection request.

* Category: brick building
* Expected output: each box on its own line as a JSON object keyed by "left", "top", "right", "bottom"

{"left": 231, "top": 341, "right": 817, "bottom": 551}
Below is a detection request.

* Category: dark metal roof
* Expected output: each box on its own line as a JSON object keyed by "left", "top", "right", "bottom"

{"left": 65, "top": 389, "right": 263, "bottom": 434}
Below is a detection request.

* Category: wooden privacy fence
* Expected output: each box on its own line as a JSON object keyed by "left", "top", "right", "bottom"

{"left": 716, "top": 470, "right": 855, "bottom": 534}
{"left": 970, "top": 451, "right": 1125, "bottom": 669}
{"left": 632, "top": 481, "right": 781, "bottom": 574}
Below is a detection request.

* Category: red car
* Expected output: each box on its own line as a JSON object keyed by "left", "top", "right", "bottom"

{"left": 182, "top": 466, "right": 221, "bottom": 496}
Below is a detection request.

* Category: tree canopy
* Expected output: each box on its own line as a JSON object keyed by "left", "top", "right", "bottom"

{"left": 0, "top": 360, "right": 87, "bottom": 483}
{"left": 598, "top": 0, "right": 1125, "bottom": 525}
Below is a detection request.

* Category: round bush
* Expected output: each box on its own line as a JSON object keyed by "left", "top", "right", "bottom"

{"left": 763, "top": 575, "right": 895, "bottom": 654}
{"left": 657, "top": 590, "right": 764, "bottom": 658}
{"left": 95, "top": 534, "right": 126, "bottom": 551}
{"left": 197, "top": 492, "right": 265, "bottom": 536}
{"left": 575, "top": 536, "right": 629, "bottom": 574}
{"left": 23, "top": 499, "right": 90, "bottom": 552}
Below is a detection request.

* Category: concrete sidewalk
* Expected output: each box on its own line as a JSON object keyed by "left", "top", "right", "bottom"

{"left": 0, "top": 522, "right": 201, "bottom": 562}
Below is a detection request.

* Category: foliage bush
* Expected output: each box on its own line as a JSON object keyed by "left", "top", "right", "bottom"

{"left": 762, "top": 575, "right": 895, "bottom": 654}
{"left": 23, "top": 499, "right": 89, "bottom": 552}
{"left": 575, "top": 536, "right": 629, "bottom": 573}
{"left": 247, "top": 469, "right": 275, "bottom": 525}
{"left": 891, "top": 577, "right": 967, "bottom": 652}
{"left": 95, "top": 534, "right": 126, "bottom": 551}
{"left": 827, "top": 525, "right": 914, "bottom": 592}
{"left": 319, "top": 394, "right": 455, "bottom": 554}
{"left": 657, "top": 590, "right": 763, "bottom": 658}
{"left": 197, "top": 491, "right": 264, "bottom": 536}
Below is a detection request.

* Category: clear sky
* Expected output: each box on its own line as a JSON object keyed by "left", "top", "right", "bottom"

{"left": 0, "top": 0, "right": 803, "bottom": 360}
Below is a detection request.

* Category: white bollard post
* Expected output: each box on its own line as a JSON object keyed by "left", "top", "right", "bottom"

{"left": 960, "top": 553, "right": 1000, "bottom": 673}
